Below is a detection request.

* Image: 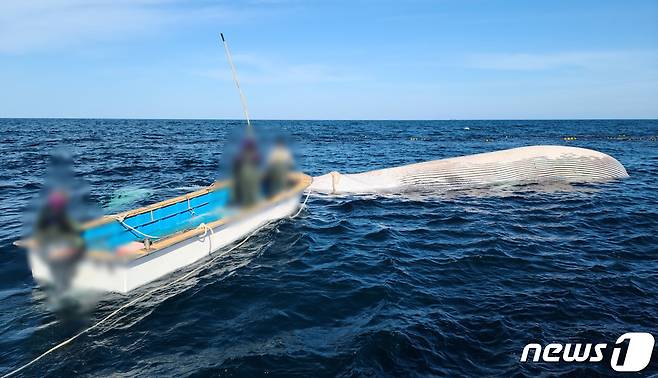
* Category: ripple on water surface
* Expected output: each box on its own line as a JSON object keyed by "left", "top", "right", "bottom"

{"left": 0, "top": 119, "right": 656, "bottom": 376}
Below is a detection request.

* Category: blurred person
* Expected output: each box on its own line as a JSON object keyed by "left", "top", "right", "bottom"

{"left": 232, "top": 138, "right": 261, "bottom": 207}
{"left": 264, "top": 137, "right": 294, "bottom": 197}
{"left": 34, "top": 189, "right": 85, "bottom": 291}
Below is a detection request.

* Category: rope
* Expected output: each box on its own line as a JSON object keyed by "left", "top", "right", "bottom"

{"left": 290, "top": 191, "right": 311, "bottom": 219}
{"left": 115, "top": 217, "right": 160, "bottom": 240}
{"left": 196, "top": 223, "right": 214, "bottom": 255}
{"left": 197, "top": 223, "right": 213, "bottom": 239}
{"left": 330, "top": 171, "right": 340, "bottom": 194}
{"left": 2, "top": 226, "right": 261, "bottom": 378}
{"left": 187, "top": 198, "right": 196, "bottom": 216}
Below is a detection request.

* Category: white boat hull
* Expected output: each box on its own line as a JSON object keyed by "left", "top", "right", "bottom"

{"left": 28, "top": 194, "right": 301, "bottom": 293}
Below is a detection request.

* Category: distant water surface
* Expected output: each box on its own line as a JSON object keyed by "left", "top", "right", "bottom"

{"left": 0, "top": 119, "right": 656, "bottom": 376}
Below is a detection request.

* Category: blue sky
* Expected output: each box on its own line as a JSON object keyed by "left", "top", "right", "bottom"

{"left": 1, "top": 0, "right": 657, "bottom": 119}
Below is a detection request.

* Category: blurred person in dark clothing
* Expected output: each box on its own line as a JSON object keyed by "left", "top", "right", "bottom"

{"left": 34, "top": 190, "right": 85, "bottom": 291}
{"left": 232, "top": 138, "right": 261, "bottom": 207}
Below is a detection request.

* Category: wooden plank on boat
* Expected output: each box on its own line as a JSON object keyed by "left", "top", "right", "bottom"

{"left": 13, "top": 173, "right": 312, "bottom": 261}
{"left": 130, "top": 172, "right": 312, "bottom": 258}
{"left": 82, "top": 180, "right": 228, "bottom": 229}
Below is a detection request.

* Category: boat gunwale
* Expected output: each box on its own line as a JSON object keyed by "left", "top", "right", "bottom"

{"left": 15, "top": 173, "right": 312, "bottom": 261}
{"left": 82, "top": 181, "right": 228, "bottom": 229}
{"left": 131, "top": 172, "right": 311, "bottom": 259}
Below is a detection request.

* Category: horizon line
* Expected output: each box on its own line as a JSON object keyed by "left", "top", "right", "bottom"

{"left": 1, "top": 117, "right": 657, "bottom": 122}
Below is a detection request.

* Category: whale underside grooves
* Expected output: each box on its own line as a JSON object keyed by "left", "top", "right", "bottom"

{"left": 308, "top": 146, "right": 629, "bottom": 195}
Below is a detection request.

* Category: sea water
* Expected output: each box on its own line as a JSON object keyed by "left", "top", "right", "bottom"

{"left": 0, "top": 119, "right": 656, "bottom": 376}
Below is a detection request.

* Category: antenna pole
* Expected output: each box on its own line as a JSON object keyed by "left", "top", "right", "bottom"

{"left": 220, "top": 33, "right": 253, "bottom": 136}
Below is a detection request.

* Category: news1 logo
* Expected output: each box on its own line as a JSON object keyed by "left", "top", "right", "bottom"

{"left": 520, "top": 332, "right": 655, "bottom": 372}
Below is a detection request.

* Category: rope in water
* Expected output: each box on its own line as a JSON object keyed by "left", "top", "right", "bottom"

{"left": 2, "top": 225, "right": 259, "bottom": 378}
{"left": 290, "top": 191, "right": 311, "bottom": 218}
{"left": 3, "top": 199, "right": 310, "bottom": 377}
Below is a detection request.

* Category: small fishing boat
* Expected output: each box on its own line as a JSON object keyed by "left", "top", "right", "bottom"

{"left": 18, "top": 173, "right": 311, "bottom": 293}
{"left": 13, "top": 34, "right": 314, "bottom": 295}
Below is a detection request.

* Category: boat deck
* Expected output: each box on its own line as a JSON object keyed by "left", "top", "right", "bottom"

{"left": 82, "top": 172, "right": 312, "bottom": 260}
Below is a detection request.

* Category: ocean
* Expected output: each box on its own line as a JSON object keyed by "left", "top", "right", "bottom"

{"left": 0, "top": 119, "right": 656, "bottom": 376}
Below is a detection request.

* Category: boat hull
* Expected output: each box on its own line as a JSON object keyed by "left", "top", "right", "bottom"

{"left": 28, "top": 194, "right": 301, "bottom": 293}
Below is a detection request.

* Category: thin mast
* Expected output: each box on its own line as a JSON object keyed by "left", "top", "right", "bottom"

{"left": 220, "top": 33, "right": 253, "bottom": 136}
